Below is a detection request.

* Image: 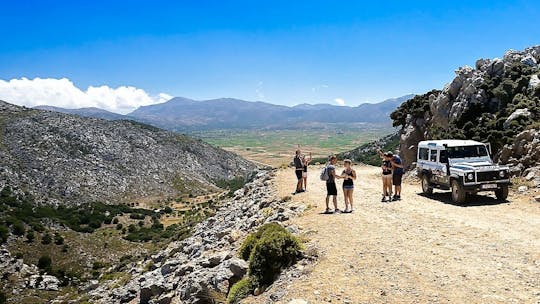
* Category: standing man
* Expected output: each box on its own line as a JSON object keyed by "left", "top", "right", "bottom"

{"left": 293, "top": 149, "right": 304, "bottom": 194}
{"left": 390, "top": 151, "right": 404, "bottom": 201}
{"left": 325, "top": 155, "right": 341, "bottom": 213}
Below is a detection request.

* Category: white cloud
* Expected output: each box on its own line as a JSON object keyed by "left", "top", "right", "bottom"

{"left": 334, "top": 98, "right": 346, "bottom": 106}
{"left": 0, "top": 77, "right": 172, "bottom": 114}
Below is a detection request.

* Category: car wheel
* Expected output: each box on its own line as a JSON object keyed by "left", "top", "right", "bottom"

{"left": 451, "top": 179, "right": 466, "bottom": 204}
{"left": 495, "top": 185, "right": 509, "bottom": 200}
{"left": 421, "top": 174, "right": 433, "bottom": 195}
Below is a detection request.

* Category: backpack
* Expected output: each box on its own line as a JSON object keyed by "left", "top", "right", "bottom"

{"left": 320, "top": 165, "right": 329, "bottom": 181}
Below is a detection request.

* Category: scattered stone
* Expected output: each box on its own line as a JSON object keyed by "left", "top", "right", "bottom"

{"left": 535, "top": 196, "right": 540, "bottom": 202}
{"left": 518, "top": 186, "right": 529, "bottom": 193}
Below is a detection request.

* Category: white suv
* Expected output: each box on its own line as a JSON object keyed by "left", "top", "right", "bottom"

{"left": 417, "top": 140, "right": 511, "bottom": 203}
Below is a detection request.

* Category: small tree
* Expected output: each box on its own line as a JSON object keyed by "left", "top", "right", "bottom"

{"left": 26, "top": 230, "right": 35, "bottom": 242}
{"left": 37, "top": 255, "right": 52, "bottom": 273}
{"left": 41, "top": 232, "right": 52, "bottom": 244}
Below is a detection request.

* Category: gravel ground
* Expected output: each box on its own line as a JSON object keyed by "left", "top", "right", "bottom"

{"left": 248, "top": 165, "right": 540, "bottom": 304}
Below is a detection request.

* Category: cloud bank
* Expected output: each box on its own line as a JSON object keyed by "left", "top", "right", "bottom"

{"left": 0, "top": 77, "right": 172, "bottom": 114}
{"left": 334, "top": 98, "right": 346, "bottom": 106}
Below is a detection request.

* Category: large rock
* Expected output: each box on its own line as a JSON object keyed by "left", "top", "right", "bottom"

{"left": 504, "top": 109, "right": 531, "bottom": 128}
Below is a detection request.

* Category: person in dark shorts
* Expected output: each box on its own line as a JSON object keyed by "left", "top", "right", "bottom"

{"left": 340, "top": 159, "right": 356, "bottom": 213}
{"left": 390, "top": 153, "right": 404, "bottom": 201}
{"left": 377, "top": 149, "right": 393, "bottom": 202}
{"left": 293, "top": 149, "right": 304, "bottom": 194}
{"left": 325, "top": 155, "right": 341, "bottom": 213}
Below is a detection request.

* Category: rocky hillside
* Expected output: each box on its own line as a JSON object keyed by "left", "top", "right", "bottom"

{"left": 83, "top": 170, "right": 307, "bottom": 304}
{"left": 0, "top": 100, "right": 256, "bottom": 205}
{"left": 337, "top": 133, "right": 399, "bottom": 166}
{"left": 391, "top": 46, "right": 540, "bottom": 174}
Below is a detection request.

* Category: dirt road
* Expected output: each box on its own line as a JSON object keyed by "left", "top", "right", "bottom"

{"left": 263, "top": 165, "right": 540, "bottom": 303}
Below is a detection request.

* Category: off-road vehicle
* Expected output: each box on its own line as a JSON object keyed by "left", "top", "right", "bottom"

{"left": 416, "top": 140, "right": 511, "bottom": 203}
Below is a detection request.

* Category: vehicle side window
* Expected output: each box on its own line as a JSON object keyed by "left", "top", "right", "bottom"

{"left": 440, "top": 150, "right": 448, "bottom": 163}
{"left": 419, "top": 148, "right": 429, "bottom": 160}
{"left": 430, "top": 149, "right": 438, "bottom": 162}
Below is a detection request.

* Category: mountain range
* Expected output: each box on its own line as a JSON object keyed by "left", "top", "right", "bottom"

{"left": 33, "top": 94, "right": 414, "bottom": 131}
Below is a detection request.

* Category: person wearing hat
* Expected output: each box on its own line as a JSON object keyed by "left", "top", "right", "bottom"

{"left": 377, "top": 149, "right": 393, "bottom": 202}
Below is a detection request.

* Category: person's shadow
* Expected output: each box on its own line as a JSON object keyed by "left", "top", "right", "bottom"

{"left": 417, "top": 191, "right": 509, "bottom": 207}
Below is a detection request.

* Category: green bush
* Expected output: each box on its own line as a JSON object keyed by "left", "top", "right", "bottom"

{"left": 239, "top": 223, "right": 302, "bottom": 286}
{"left": 38, "top": 255, "right": 52, "bottom": 273}
{"left": 54, "top": 232, "right": 64, "bottom": 245}
{"left": 26, "top": 230, "right": 35, "bottom": 242}
{"left": 0, "top": 291, "right": 6, "bottom": 304}
{"left": 0, "top": 225, "right": 8, "bottom": 244}
{"left": 226, "top": 277, "right": 254, "bottom": 304}
{"left": 12, "top": 220, "right": 25, "bottom": 236}
{"left": 41, "top": 232, "right": 52, "bottom": 244}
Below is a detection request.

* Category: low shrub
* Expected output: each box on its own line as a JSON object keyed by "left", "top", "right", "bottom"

{"left": 226, "top": 277, "right": 254, "bottom": 304}
{"left": 239, "top": 223, "right": 302, "bottom": 286}
{"left": 38, "top": 255, "right": 52, "bottom": 273}
{"left": 41, "top": 232, "right": 52, "bottom": 244}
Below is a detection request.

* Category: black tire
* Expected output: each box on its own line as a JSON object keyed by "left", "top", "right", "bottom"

{"left": 451, "top": 179, "right": 466, "bottom": 204}
{"left": 495, "top": 185, "right": 509, "bottom": 200}
{"left": 421, "top": 174, "right": 433, "bottom": 195}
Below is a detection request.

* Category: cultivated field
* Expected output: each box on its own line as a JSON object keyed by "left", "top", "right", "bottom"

{"left": 191, "top": 124, "right": 394, "bottom": 167}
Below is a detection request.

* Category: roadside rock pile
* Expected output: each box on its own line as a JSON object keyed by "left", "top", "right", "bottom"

{"left": 500, "top": 128, "right": 540, "bottom": 186}
{"left": 89, "top": 169, "right": 307, "bottom": 304}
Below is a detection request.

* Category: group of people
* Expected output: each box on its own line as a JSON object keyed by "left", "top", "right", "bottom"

{"left": 292, "top": 147, "right": 404, "bottom": 214}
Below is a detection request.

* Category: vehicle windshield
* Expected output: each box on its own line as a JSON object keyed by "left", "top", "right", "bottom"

{"left": 446, "top": 145, "right": 488, "bottom": 159}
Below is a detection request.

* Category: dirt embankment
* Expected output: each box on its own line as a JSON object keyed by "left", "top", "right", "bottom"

{"left": 252, "top": 165, "right": 540, "bottom": 304}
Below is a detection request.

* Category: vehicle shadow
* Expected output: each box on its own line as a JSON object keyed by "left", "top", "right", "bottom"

{"left": 417, "top": 192, "right": 509, "bottom": 207}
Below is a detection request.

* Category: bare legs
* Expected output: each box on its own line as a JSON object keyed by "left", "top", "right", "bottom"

{"left": 343, "top": 189, "right": 354, "bottom": 211}
{"left": 382, "top": 176, "right": 392, "bottom": 201}
{"left": 325, "top": 195, "right": 337, "bottom": 210}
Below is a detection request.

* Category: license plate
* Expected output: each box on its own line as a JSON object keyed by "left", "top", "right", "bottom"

{"left": 481, "top": 184, "right": 497, "bottom": 189}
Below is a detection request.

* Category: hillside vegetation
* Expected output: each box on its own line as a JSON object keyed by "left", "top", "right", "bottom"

{"left": 390, "top": 46, "right": 540, "bottom": 168}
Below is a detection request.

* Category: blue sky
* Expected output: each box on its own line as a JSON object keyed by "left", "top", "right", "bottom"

{"left": 1, "top": 0, "right": 539, "bottom": 111}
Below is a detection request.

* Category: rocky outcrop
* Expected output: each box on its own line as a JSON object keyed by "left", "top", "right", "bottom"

{"left": 88, "top": 170, "right": 306, "bottom": 304}
{"left": 394, "top": 46, "right": 540, "bottom": 171}
{"left": 0, "top": 100, "right": 256, "bottom": 205}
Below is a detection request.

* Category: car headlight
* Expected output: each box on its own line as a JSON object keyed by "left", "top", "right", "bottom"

{"left": 466, "top": 173, "right": 474, "bottom": 181}
{"left": 499, "top": 170, "right": 506, "bottom": 178}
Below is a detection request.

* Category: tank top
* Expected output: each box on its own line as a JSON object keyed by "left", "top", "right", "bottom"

{"left": 382, "top": 160, "right": 392, "bottom": 175}
{"left": 343, "top": 169, "right": 354, "bottom": 186}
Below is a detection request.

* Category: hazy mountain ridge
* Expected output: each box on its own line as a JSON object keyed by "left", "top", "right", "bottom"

{"left": 33, "top": 95, "right": 414, "bottom": 131}
{"left": 0, "top": 100, "right": 256, "bottom": 205}
{"left": 129, "top": 95, "right": 414, "bottom": 130}
{"left": 34, "top": 105, "right": 126, "bottom": 120}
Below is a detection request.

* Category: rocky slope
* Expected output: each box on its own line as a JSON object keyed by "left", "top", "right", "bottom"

{"left": 391, "top": 46, "right": 540, "bottom": 173}
{"left": 0, "top": 100, "right": 256, "bottom": 205}
{"left": 337, "top": 133, "right": 399, "bottom": 166}
{"left": 83, "top": 170, "right": 307, "bottom": 304}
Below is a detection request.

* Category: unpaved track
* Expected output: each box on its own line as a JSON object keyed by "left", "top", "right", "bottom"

{"left": 267, "top": 165, "right": 540, "bottom": 303}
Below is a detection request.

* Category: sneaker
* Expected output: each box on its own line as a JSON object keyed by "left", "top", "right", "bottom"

{"left": 324, "top": 208, "right": 334, "bottom": 214}
{"left": 334, "top": 209, "right": 341, "bottom": 214}
{"left": 343, "top": 208, "right": 351, "bottom": 213}
{"left": 381, "top": 196, "right": 387, "bottom": 202}
{"left": 396, "top": 195, "right": 401, "bottom": 201}
{"left": 391, "top": 195, "right": 401, "bottom": 201}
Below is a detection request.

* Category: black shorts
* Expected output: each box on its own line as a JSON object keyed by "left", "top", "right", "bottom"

{"left": 295, "top": 170, "right": 303, "bottom": 180}
{"left": 392, "top": 173, "right": 403, "bottom": 186}
{"left": 326, "top": 182, "right": 337, "bottom": 196}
